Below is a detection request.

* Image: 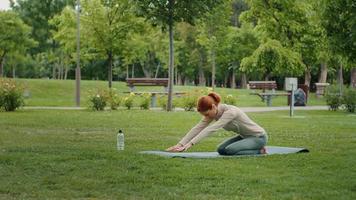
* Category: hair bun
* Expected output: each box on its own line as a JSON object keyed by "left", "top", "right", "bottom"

{"left": 208, "top": 92, "right": 221, "bottom": 104}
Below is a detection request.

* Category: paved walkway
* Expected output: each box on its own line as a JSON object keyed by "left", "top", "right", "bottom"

{"left": 22, "top": 106, "right": 328, "bottom": 113}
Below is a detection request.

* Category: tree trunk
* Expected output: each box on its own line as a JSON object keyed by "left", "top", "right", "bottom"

{"left": 126, "top": 65, "right": 129, "bottom": 79}
{"left": 177, "top": 73, "right": 182, "bottom": 85}
{"left": 12, "top": 66, "right": 16, "bottom": 78}
{"left": 0, "top": 60, "right": 3, "bottom": 78}
{"left": 0, "top": 51, "right": 8, "bottom": 78}
{"left": 231, "top": 63, "right": 236, "bottom": 88}
{"left": 351, "top": 67, "right": 356, "bottom": 88}
{"left": 241, "top": 73, "right": 247, "bottom": 89}
{"left": 132, "top": 63, "right": 135, "bottom": 78}
{"left": 64, "top": 67, "right": 68, "bottom": 80}
{"left": 141, "top": 63, "right": 152, "bottom": 78}
{"left": 198, "top": 57, "right": 206, "bottom": 86}
{"left": 52, "top": 64, "right": 56, "bottom": 79}
{"left": 337, "top": 63, "right": 343, "bottom": 85}
{"left": 318, "top": 62, "right": 328, "bottom": 83}
{"left": 211, "top": 49, "right": 216, "bottom": 89}
{"left": 167, "top": 8, "right": 174, "bottom": 111}
{"left": 155, "top": 63, "right": 160, "bottom": 78}
{"left": 304, "top": 66, "right": 311, "bottom": 87}
{"left": 108, "top": 51, "right": 113, "bottom": 88}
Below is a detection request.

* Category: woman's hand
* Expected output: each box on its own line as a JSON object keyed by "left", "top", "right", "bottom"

{"left": 165, "top": 144, "right": 183, "bottom": 152}
{"left": 174, "top": 142, "right": 193, "bottom": 152}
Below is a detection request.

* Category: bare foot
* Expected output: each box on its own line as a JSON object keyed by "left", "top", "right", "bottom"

{"left": 260, "top": 146, "right": 267, "bottom": 154}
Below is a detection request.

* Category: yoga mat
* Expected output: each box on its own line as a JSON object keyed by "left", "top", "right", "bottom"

{"left": 140, "top": 146, "right": 309, "bottom": 158}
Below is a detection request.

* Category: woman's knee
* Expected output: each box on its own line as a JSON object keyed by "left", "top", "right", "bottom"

{"left": 217, "top": 146, "right": 228, "bottom": 155}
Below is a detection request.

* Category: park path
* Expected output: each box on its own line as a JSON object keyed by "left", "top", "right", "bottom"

{"left": 22, "top": 106, "right": 328, "bottom": 113}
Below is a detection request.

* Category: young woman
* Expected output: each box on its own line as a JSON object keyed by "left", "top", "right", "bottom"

{"left": 166, "top": 92, "right": 267, "bottom": 155}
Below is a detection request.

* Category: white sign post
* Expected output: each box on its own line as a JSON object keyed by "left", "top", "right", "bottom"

{"left": 285, "top": 78, "right": 298, "bottom": 117}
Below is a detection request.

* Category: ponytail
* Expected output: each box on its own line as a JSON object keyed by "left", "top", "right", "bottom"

{"left": 197, "top": 92, "right": 221, "bottom": 112}
{"left": 208, "top": 92, "right": 221, "bottom": 105}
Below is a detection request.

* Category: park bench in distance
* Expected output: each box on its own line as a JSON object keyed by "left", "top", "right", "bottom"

{"left": 125, "top": 78, "right": 185, "bottom": 107}
{"left": 126, "top": 78, "right": 169, "bottom": 92}
{"left": 248, "top": 81, "right": 289, "bottom": 106}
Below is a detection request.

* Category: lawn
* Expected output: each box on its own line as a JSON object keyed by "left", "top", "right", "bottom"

{"left": 1, "top": 109, "right": 355, "bottom": 199}
{"left": 17, "top": 78, "right": 326, "bottom": 107}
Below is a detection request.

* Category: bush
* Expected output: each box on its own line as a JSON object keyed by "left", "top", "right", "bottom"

{"left": 181, "top": 90, "right": 203, "bottom": 111}
{"left": 325, "top": 85, "right": 343, "bottom": 111}
{"left": 88, "top": 88, "right": 108, "bottom": 111}
{"left": 342, "top": 87, "right": 356, "bottom": 113}
{"left": 158, "top": 95, "right": 177, "bottom": 110}
{"left": 0, "top": 79, "right": 24, "bottom": 112}
{"left": 139, "top": 93, "right": 151, "bottom": 110}
{"left": 123, "top": 93, "right": 135, "bottom": 110}
{"left": 107, "top": 88, "right": 121, "bottom": 110}
{"left": 224, "top": 94, "right": 237, "bottom": 105}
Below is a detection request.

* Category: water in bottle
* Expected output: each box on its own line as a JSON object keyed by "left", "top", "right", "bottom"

{"left": 117, "top": 129, "right": 124, "bottom": 150}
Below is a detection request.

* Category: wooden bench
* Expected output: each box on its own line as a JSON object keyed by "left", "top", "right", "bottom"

{"left": 249, "top": 81, "right": 289, "bottom": 106}
{"left": 249, "top": 81, "right": 277, "bottom": 92}
{"left": 126, "top": 78, "right": 169, "bottom": 92}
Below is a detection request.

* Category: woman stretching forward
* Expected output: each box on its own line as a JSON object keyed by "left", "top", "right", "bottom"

{"left": 166, "top": 92, "right": 267, "bottom": 155}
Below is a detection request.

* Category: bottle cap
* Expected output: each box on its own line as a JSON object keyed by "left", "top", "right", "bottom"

{"left": 119, "top": 129, "right": 122, "bottom": 133}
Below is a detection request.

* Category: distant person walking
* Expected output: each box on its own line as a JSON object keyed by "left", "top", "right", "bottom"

{"left": 166, "top": 92, "right": 267, "bottom": 155}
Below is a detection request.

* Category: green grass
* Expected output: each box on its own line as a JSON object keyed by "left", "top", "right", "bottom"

{"left": 16, "top": 78, "right": 326, "bottom": 107}
{"left": 1, "top": 109, "right": 355, "bottom": 199}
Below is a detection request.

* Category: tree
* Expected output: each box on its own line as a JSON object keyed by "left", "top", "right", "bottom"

{"left": 241, "top": 39, "right": 304, "bottom": 79}
{"left": 0, "top": 11, "right": 36, "bottom": 77}
{"left": 240, "top": 0, "right": 309, "bottom": 80}
{"left": 81, "top": 0, "right": 137, "bottom": 88}
{"left": 225, "top": 23, "right": 259, "bottom": 88}
{"left": 136, "top": 0, "right": 222, "bottom": 111}
{"left": 50, "top": 6, "right": 77, "bottom": 80}
{"left": 322, "top": 0, "right": 356, "bottom": 87}
{"left": 10, "top": 0, "right": 74, "bottom": 54}
{"left": 123, "top": 19, "right": 168, "bottom": 79}
{"left": 196, "top": 1, "right": 231, "bottom": 89}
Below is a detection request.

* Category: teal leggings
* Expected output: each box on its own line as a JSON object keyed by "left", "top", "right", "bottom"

{"left": 217, "top": 134, "right": 267, "bottom": 155}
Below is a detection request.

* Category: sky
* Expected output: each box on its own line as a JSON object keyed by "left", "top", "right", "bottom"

{"left": 0, "top": 0, "right": 11, "bottom": 10}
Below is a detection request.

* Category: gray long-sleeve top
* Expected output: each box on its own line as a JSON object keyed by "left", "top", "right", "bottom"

{"left": 179, "top": 104, "right": 266, "bottom": 145}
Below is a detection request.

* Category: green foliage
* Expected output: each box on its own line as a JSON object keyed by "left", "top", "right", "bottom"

{"left": 0, "top": 11, "right": 37, "bottom": 74}
{"left": 0, "top": 78, "right": 24, "bottom": 111}
{"left": 241, "top": 39, "right": 305, "bottom": 79}
{"left": 325, "top": 85, "right": 343, "bottom": 111}
{"left": 158, "top": 95, "right": 178, "bottom": 110}
{"left": 342, "top": 87, "right": 356, "bottom": 113}
{"left": 223, "top": 94, "right": 238, "bottom": 106}
{"left": 136, "top": 0, "right": 223, "bottom": 27}
{"left": 322, "top": 0, "right": 356, "bottom": 63}
{"left": 11, "top": 0, "right": 73, "bottom": 54}
{"left": 88, "top": 88, "right": 108, "bottom": 111}
{"left": 139, "top": 93, "right": 151, "bottom": 110}
{"left": 123, "top": 93, "right": 135, "bottom": 110}
{"left": 107, "top": 88, "right": 121, "bottom": 110}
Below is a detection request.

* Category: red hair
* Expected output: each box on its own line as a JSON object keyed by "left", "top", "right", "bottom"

{"left": 197, "top": 92, "right": 221, "bottom": 112}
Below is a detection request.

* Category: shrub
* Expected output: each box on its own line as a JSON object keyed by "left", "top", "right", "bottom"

{"left": 88, "top": 88, "right": 108, "bottom": 111}
{"left": 123, "top": 93, "right": 135, "bottom": 110}
{"left": 158, "top": 95, "right": 177, "bottom": 110}
{"left": 325, "top": 85, "right": 343, "bottom": 111}
{"left": 0, "top": 78, "right": 24, "bottom": 112}
{"left": 342, "top": 87, "right": 356, "bottom": 113}
{"left": 224, "top": 94, "right": 237, "bottom": 105}
{"left": 139, "top": 93, "right": 151, "bottom": 110}
{"left": 107, "top": 88, "right": 121, "bottom": 110}
{"left": 181, "top": 90, "right": 202, "bottom": 111}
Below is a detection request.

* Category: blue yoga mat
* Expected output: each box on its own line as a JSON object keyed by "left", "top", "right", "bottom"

{"left": 140, "top": 146, "right": 309, "bottom": 158}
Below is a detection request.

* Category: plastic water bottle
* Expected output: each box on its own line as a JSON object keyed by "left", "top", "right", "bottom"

{"left": 117, "top": 130, "right": 124, "bottom": 151}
